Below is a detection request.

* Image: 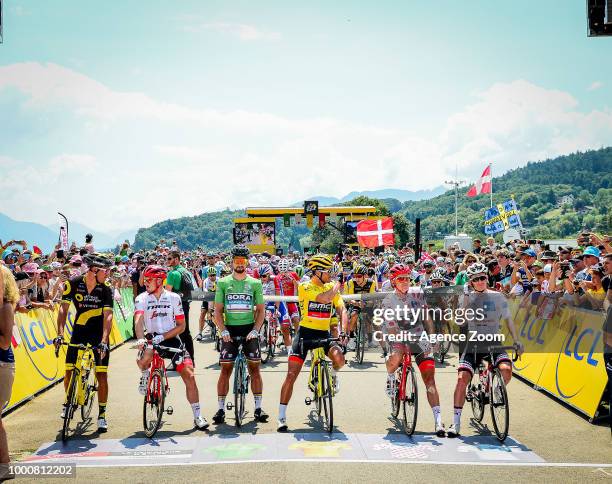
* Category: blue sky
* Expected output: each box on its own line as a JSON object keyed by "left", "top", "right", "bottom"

{"left": 1, "top": 0, "right": 611, "bottom": 231}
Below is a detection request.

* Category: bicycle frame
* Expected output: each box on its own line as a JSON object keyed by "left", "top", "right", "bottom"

{"left": 308, "top": 347, "right": 331, "bottom": 398}
{"left": 398, "top": 350, "right": 413, "bottom": 401}
{"left": 65, "top": 344, "right": 95, "bottom": 406}
{"left": 146, "top": 349, "right": 170, "bottom": 401}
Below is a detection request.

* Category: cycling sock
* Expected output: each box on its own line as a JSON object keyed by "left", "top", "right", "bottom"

{"left": 279, "top": 403, "right": 287, "bottom": 420}
{"left": 254, "top": 393, "right": 262, "bottom": 410}
{"left": 191, "top": 402, "right": 201, "bottom": 418}
{"left": 432, "top": 405, "right": 442, "bottom": 426}
{"left": 98, "top": 403, "right": 107, "bottom": 419}
{"left": 453, "top": 406, "right": 462, "bottom": 427}
{"left": 218, "top": 396, "right": 226, "bottom": 411}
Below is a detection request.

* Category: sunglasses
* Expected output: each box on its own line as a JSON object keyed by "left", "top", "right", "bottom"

{"left": 233, "top": 257, "right": 248, "bottom": 264}
{"left": 395, "top": 276, "right": 410, "bottom": 282}
{"left": 166, "top": 257, "right": 174, "bottom": 261}
{"left": 431, "top": 280, "right": 443, "bottom": 285}
{"left": 354, "top": 274, "right": 365, "bottom": 278}
{"left": 471, "top": 276, "right": 488, "bottom": 283}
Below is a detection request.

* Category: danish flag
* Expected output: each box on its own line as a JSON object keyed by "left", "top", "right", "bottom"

{"left": 356, "top": 217, "right": 395, "bottom": 248}
{"left": 466, "top": 165, "right": 492, "bottom": 197}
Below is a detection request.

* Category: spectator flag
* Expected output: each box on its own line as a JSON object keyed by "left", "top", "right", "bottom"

{"left": 466, "top": 164, "right": 492, "bottom": 197}
{"left": 356, "top": 217, "right": 395, "bottom": 248}
{"left": 32, "top": 246, "right": 42, "bottom": 255}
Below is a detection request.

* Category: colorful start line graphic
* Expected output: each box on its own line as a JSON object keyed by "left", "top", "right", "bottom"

{"left": 27, "top": 433, "right": 544, "bottom": 467}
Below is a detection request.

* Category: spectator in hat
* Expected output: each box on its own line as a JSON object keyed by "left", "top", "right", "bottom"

{"left": 473, "top": 239, "right": 482, "bottom": 254}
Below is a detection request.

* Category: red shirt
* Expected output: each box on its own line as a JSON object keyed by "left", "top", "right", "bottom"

{"left": 274, "top": 272, "right": 299, "bottom": 296}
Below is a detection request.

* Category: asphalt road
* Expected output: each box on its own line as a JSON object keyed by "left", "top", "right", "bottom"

{"left": 4, "top": 303, "right": 612, "bottom": 483}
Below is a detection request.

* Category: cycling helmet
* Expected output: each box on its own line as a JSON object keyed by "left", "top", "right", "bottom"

{"left": 258, "top": 264, "right": 273, "bottom": 277}
{"left": 331, "top": 262, "right": 341, "bottom": 276}
{"left": 422, "top": 259, "right": 435, "bottom": 268}
{"left": 206, "top": 266, "right": 217, "bottom": 276}
{"left": 143, "top": 265, "right": 167, "bottom": 279}
{"left": 430, "top": 269, "right": 446, "bottom": 281}
{"left": 307, "top": 254, "right": 334, "bottom": 271}
{"left": 389, "top": 264, "right": 411, "bottom": 280}
{"left": 354, "top": 264, "right": 368, "bottom": 275}
{"left": 386, "top": 255, "right": 396, "bottom": 264}
{"left": 341, "top": 261, "right": 353, "bottom": 273}
{"left": 466, "top": 262, "right": 488, "bottom": 279}
{"left": 295, "top": 265, "right": 304, "bottom": 278}
{"left": 403, "top": 255, "right": 415, "bottom": 264}
{"left": 220, "top": 264, "right": 232, "bottom": 276}
{"left": 278, "top": 259, "right": 290, "bottom": 273}
{"left": 83, "top": 253, "right": 112, "bottom": 268}
{"left": 379, "top": 261, "right": 390, "bottom": 274}
{"left": 231, "top": 244, "right": 250, "bottom": 258}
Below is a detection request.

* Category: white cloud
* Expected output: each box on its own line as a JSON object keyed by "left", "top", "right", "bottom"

{"left": 184, "top": 22, "right": 281, "bottom": 41}
{"left": 1, "top": 64, "right": 612, "bottom": 231}
{"left": 588, "top": 81, "right": 603, "bottom": 91}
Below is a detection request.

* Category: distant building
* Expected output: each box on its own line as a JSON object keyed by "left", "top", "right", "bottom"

{"left": 556, "top": 194, "right": 574, "bottom": 207}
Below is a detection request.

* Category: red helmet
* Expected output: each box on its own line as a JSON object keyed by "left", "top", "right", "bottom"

{"left": 143, "top": 265, "right": 167, "bottom": 279}
{"left": 389, "top": 264, "right": 410, "bottom": 280}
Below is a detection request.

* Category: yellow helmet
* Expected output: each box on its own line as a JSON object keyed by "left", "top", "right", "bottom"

{"left": 307, "top": 254, "right": 334, "bottom": 271}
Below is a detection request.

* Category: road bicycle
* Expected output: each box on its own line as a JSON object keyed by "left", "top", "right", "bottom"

{"left": 138, "top": 335, "right": 184, "bottom": 438}
{"left": 389, "top": 345, "right": 418, "bottom": 435}
{"left": 433, "top": 319, "right": 452, "bottom": 364}
{"left": 225, "top": 336, "right": 250, "bottom": 426}
{"left": 56, "top": 343, "right": 98, "bottom": 442}
{"left": 260, "top": 309, "right": 278, "bottom": 364}
{"left": 465, "top": 345, "right": 519, "bottom": 442}
{"left": 354, "top": 311, "right": 367, "bottom": 365}
{"left": 303, "top": 337, "right": 338, "bottom": 433}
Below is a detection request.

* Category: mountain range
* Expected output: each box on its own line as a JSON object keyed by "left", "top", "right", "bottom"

{"left": 296, "top": 186, "right": 446, "bottom": 206}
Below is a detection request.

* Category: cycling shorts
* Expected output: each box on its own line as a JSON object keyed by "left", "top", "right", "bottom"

{"left": 458, "top": 351, "right": 510, "bottom": 376}
{"left": 286, "top": 302, "right": 299, "bottom": 320}
{"left": 65, "top": 332, "right": 109, "bottom": 373}
{"left": 219, "top": 324, "right": 260, "bottom": 363}
{"left": 289, "top": 326, "right": 339, "bottom": 364}
{"left": 388, "top": 342, "right": 434, "bottom": 372}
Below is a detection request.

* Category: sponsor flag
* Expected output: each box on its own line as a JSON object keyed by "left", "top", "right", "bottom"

{"left": 356, "top": 217, "right": 395, "bottom": 248}
{"left": 466, "top": 165, "right": 492, "bottom": 197}
{"left": 484, "top": 199, "right": 522, "bottom": 235}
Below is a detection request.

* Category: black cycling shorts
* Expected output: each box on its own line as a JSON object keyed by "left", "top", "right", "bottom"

{"left": 65, "top": 331, "right": 109, "bottom": 373}
{"left": 290, "top": 326, "right": 339, "bottom": 363}
{"left": 458, "top": 350, "right": 510, "bottom": 375}
{"left": 219, "top": 324, "right": 260, "bottom": 363}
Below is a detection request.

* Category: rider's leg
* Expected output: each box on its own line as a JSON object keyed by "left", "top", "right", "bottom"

{"left": 247, "top": 360, "right": 263, "bottom": 408}
{"left": 96, "top": 371, "right": 108, "bottom": 417}
{"left": 328, "top": 345, "right": 345, "bottom": 371}
{"left": 217, "top": 362, "right": 233, "bottom": 409}
{"left": 497, "top": 361, "right": 512, "bottom": 385}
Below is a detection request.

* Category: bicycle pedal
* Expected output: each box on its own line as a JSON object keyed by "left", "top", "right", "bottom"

{"left": 304, "top": 397, "right": 312, "bottom": 406}
{"left": 166, "top": 406, "right": 174, "bottom": 415}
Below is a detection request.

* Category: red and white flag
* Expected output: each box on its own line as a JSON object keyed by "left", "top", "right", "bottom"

{"left": 356, "top": 217, "right": 395, "bottom": 248}
{"left": 466, "top": 165, "right": 492, "bottom": 197}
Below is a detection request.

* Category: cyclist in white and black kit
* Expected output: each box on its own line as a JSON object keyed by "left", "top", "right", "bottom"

{"left": 447, "top": 262, "right": 523, "bottom": 438}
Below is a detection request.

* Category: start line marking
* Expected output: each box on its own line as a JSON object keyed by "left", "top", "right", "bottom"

{"left": 21, "top": 432, "right": 569, "bottom": 467}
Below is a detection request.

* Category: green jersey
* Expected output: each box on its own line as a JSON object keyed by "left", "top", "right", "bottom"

{"left": 215, "top": 275, "right": 264, "bottom": 325}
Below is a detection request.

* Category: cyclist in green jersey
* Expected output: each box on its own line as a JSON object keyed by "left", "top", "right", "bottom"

{"left": 212, "top": 245, "right": 268, "bottom": 424}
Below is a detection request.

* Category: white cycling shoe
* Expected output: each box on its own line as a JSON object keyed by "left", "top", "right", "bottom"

{"left": 97, "top": 417, "right": 108, "bottom": 433}
{"left": 435, "top": 423, "right": 446, "bottom": 437}
{"left": 194, "top": 415, "right": 210, "bottom": 430}
{"left": 277, "top": 418, "right": 288, "bottom": 432}
{"left": 446, "top": 423, "right": 460, "bottom": 438}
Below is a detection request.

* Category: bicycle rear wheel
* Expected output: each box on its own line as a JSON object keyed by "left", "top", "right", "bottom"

{"left": 401, "top": 365, "right": 418, "bottom": 436}
{"left": 490, "top": 369, "right": 509, "bottom": 441}
{"left": 61, "top": 371, "right": 79, "bottom": 442}
{"left": 234, "top": 360, "right": 247, "bottom": 427}
{"left": 320, "top": 363, "right": 334, "bottom": 433}
{"left": 437, "top": 322, "right": 451, "bottom": 363}
{"left": 80, "top": 369, "right": 97, "bottom": 420}
{"left": 260, "top": 321, "right": 270, "bottom": 364}
{"left": 143, "top": 369, "right": 165, "bottom": 438}
{"left": 470, "top": 373, "right": 485, "bottom": 422}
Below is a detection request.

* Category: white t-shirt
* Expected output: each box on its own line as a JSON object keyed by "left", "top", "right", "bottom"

{"left": 135, "top": 289, "right": 185, "bottom": 335}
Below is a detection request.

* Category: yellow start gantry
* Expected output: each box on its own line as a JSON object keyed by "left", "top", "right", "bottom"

{"left": 233, "top": 204, "right": 381, "bottom": 253}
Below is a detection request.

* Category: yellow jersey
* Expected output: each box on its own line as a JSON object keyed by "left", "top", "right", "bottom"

{"left": 298, "top": 281, "right": 344, "bottom": 331}
{"left": 344, "top": 278, "right": 377, "bottom": 295}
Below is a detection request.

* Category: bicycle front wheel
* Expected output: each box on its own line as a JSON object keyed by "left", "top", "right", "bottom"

{"left": 260, "top": 320, "right": 270, "bottom": 364}
{"left": 355, "top": 317, "right": 366, "bottom": 364}
{"left": 470, "top": 373, "right": 485, "bottom": 422}
{"left": 234, "top": 360, "right": 247, "bottom": 427}
{"left": 320, "top": 363, "right": 334, "bottom": 433}
{"left": 401, "top": 365, "right": 418, "bottom": 436}
{"left": 390, "top": 372, "right": 400, "bottom": 418}
{"left": 80, "top": 369, "right": 97, "bottom": 421}
{"left": 437, "top": 322, "right": 451, "bottom": 363}
{"left": 61, "top": 371, "right": 79, "bottom": 442}
{"left": 490, "top": 369, "right": 509, "bottom": 441}
{"left": 143, "top": 369, "right": 165, "bottom": 438}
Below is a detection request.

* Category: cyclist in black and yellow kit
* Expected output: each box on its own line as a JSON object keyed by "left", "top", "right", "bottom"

{"left": 55, "top": 253, "right": 114, "bottom": 433}
{"left": 344, "top": 264, "right": 377, "bottom": 350}
{"left": 277, "top": 254, "right": 348, "bottom": 432}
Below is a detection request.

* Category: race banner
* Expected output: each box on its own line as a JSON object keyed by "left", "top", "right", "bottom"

{"left": 484, "top": 198, "right": 522, "bottom": 235}
{"left": 58, "top": 212, "right": 69, "bottom": 251}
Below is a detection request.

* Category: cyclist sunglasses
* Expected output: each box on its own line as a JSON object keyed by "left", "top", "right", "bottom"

{"left": 470, "top": 276, "right": 488, "bottom": 282}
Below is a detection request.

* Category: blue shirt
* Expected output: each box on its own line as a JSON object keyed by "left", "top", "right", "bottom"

{"left": 0, "top": 346, "right": 14, "bottom": 363}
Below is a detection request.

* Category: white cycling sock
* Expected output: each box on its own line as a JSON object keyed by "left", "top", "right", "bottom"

{"left": 218, "top": 396, "right": 226, "bottom": 411}
{"left": 254, "top": 394, "right": 262, "bottom": 410}
{"left": 432, "top": 405, "right": 442, "bottom": 426}
{"left": 453, "top": 407, "right": 462, "bottom": 427}
{"left": 279, "top": 403, "right": 287, "bottom": 420}
{"left": 191, "top": 402, "right": 201, "bottom": 418}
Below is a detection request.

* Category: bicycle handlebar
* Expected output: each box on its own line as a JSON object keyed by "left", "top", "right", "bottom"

{"left": 487, "top": 344, "right": 521, "bottom": 362}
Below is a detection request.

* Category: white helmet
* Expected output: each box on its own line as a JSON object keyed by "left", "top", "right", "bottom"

{"left": 278, "top": 259, "right": 291, "bottom": 273}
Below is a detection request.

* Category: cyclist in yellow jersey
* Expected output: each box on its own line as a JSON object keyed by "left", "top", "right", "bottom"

{"left": 277, "top": 254, "right": 348, "bottom": 432}
{"left": 343, "top": 264, "right": 377, "bottom": 350}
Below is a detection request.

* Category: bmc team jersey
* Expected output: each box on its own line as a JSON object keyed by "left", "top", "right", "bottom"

{"left": 134, "top": 290, "right": 185, "bottom": 335}
{"left": 215, "top": 275, "right": 264, "bottom": 326}
{"left": 61, "top": 275, "right": 114, "bottom": 339}
{"left": 298, "top": 281, "right": 344, "bottom": 331}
